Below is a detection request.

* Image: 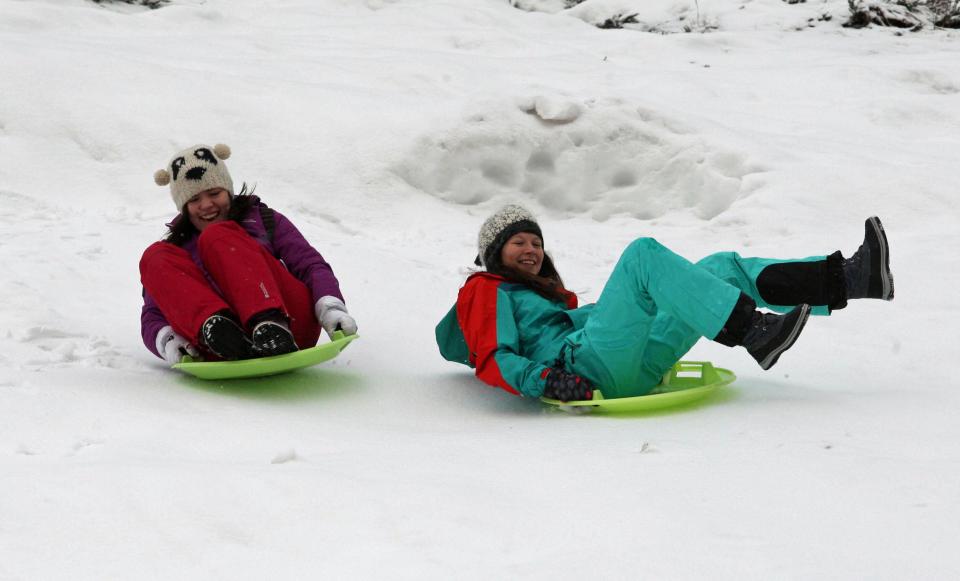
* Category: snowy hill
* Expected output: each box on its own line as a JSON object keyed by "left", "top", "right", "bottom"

{"left": 1, "top": 0, "right": 958, "bottom": 578}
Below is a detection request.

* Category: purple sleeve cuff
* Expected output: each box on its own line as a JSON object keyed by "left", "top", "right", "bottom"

{"left": 141, "top": 289, "right": 169, "bottom": 359}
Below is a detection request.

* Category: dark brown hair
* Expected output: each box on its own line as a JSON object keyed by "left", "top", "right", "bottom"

{"left": 164, "top": 183, "right": 256, "bottom": 247}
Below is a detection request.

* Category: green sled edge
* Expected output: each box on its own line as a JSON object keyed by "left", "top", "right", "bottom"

{"left": 541, "top": 360, "right": 736, "bottom": 413}
{"left": 172, "top": 332, "right": 358, "bottom": 380}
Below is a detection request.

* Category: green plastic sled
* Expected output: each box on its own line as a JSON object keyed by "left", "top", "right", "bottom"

{"left": 173, "top": 331, "right": 358, "bottom": 380}
{"left": 541, "top": 361, "right": 735, "bottom": 413}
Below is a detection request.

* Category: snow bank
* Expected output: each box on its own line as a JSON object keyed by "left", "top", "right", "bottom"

{"left": 513, "top": 0, "right": 852, "bottom": 33}
{"left": 395, "top": 96, "right": 762, "bottom": 220}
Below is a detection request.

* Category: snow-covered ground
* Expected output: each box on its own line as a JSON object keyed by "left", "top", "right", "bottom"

{"left": 2, "top": 0, "right": 958, "bottom": 578}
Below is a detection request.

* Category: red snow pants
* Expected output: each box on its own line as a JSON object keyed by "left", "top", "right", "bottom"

{"left": 140, "top": 221, "right": 320, "bottom": 350}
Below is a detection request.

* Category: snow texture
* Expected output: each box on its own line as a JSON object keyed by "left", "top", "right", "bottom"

{"left": 1, "top": 0, "right": 959, "bottom": 579}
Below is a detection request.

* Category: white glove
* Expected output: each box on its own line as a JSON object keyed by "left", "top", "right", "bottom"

{"left": 156, "top": 325, "right": 201, "bottom": 365}
{"left": 315, "top": 296, "right": 358, "bottom": 338}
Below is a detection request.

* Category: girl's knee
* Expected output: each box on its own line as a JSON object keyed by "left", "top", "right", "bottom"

{"left": 622, "top": 237, "right": 671, "bottom": 264}
{"left": 140, "top": 241, "right": 186, "bottom": 272}
{"left": 198, "top": 220, "right": 239, "bottom": 240}
{"left": 626, "top": 237, "right": 661, "bottom": 254}
{"left": 197, "top": 221, "right": 247, "bottom": 252}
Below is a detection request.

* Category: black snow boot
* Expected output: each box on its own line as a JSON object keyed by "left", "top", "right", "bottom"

{"left": 843, "top": 216, "right": 894, "bottom": 301}
{"left": 201, "top": 311, "right": 255, "bottom": 360}
{"left": 714, "top": 293, "right": 812, "bottom": 370}
{"left": 249, "top": 309, "right": 298, "bottom": 357}
{"left": 742, "top": 304, "right": 811, "bottom": 370}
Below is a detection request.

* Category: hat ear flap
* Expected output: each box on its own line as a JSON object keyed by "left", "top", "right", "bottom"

{"left": 213, "top": 143, "right": 231, "bottom": 160}
{"left": 154, "top": 169, "right": 171, "bottom": 186}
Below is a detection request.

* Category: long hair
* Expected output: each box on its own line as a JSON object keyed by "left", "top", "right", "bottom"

{"left": 164, "top": 183, "right": 256, "bottom": 247}
{"left": 484, "top": 249, "right": 571, "bottom": 304}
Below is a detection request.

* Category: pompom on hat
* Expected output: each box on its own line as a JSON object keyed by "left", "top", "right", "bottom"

{"left": 154, "top": 143, "right": 234, "bottom": 210}
{"left": 476, "top": 204, "right": 543, "bottom": 268}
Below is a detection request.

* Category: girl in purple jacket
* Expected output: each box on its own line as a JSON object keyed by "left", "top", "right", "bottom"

{"left": 140, "top": 143, "right": 357, "bottom": 364}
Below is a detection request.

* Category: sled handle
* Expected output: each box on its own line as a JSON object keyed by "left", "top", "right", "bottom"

{"left": 661, "top": 361, "right": 716, "bottom": 386}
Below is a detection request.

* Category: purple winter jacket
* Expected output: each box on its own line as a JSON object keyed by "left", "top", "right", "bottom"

{"left": 140, "top": 196, "right": 344, "bottom": 358}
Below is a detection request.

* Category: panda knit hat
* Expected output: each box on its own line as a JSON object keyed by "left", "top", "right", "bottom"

{"left": 476, "top": 204, "right": 543, "bottom": 268}
{"left": 154, "top": 143, "right": 234, "bottom": 211}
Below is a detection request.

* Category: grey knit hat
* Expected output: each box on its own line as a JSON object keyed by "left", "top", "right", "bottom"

{"left": 476, "top": 204, "right": 543, "bottom": 267}
{"left": 154, "top": 143, "right": 234, "bottom": 210}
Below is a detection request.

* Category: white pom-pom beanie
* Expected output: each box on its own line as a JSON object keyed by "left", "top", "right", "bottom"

{"left": 154, "top": 143, "right": 234, "bottom": 210}
{"left": 476, "top": 204, "right": 543, "bottom": 267}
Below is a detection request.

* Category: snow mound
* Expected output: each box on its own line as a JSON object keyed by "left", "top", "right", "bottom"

{"left": 395, "top": 97, "right": 763, "bottom": 221}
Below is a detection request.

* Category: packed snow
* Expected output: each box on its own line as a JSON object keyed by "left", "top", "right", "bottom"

{"left": 1, "top": 0, "right": 958, "bottom": 578}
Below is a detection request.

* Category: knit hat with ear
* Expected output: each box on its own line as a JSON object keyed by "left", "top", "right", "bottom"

{"left": 476, "top": 204, "right": 543, "bottom": 268}
{"left": 154, "top": 143, "right": 234, "bottom": 211}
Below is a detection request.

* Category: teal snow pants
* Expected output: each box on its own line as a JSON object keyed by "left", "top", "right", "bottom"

{"left": 562, "top": 238, "right": 829, "bottom": 398}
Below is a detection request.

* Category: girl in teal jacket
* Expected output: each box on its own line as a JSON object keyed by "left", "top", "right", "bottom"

{"left": 436, "top": 205, "right": 894, "bottom": 402}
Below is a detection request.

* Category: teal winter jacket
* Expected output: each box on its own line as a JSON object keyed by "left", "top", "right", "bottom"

{"left": 436, "top": 273, "right": 592, "bottom": 398}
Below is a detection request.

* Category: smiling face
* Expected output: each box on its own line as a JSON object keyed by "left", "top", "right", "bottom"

{"left": 185, "top": 188, "right": 231, "bottom": 231}
{"left": 500, "top": 231, "right": 544, "bottom": 276}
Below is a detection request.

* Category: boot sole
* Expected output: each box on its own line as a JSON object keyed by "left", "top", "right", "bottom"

{"left": 758, "top": 304, "right": 811, "bottom": 370}
{"left": 251, "top": 322, "right": 298, "bottom": 357}
{"left": 201, "top": 315, "right": 254, "bottom": 360}
{"left": 867, "top": 216, "right": 894, "bottom": 301}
